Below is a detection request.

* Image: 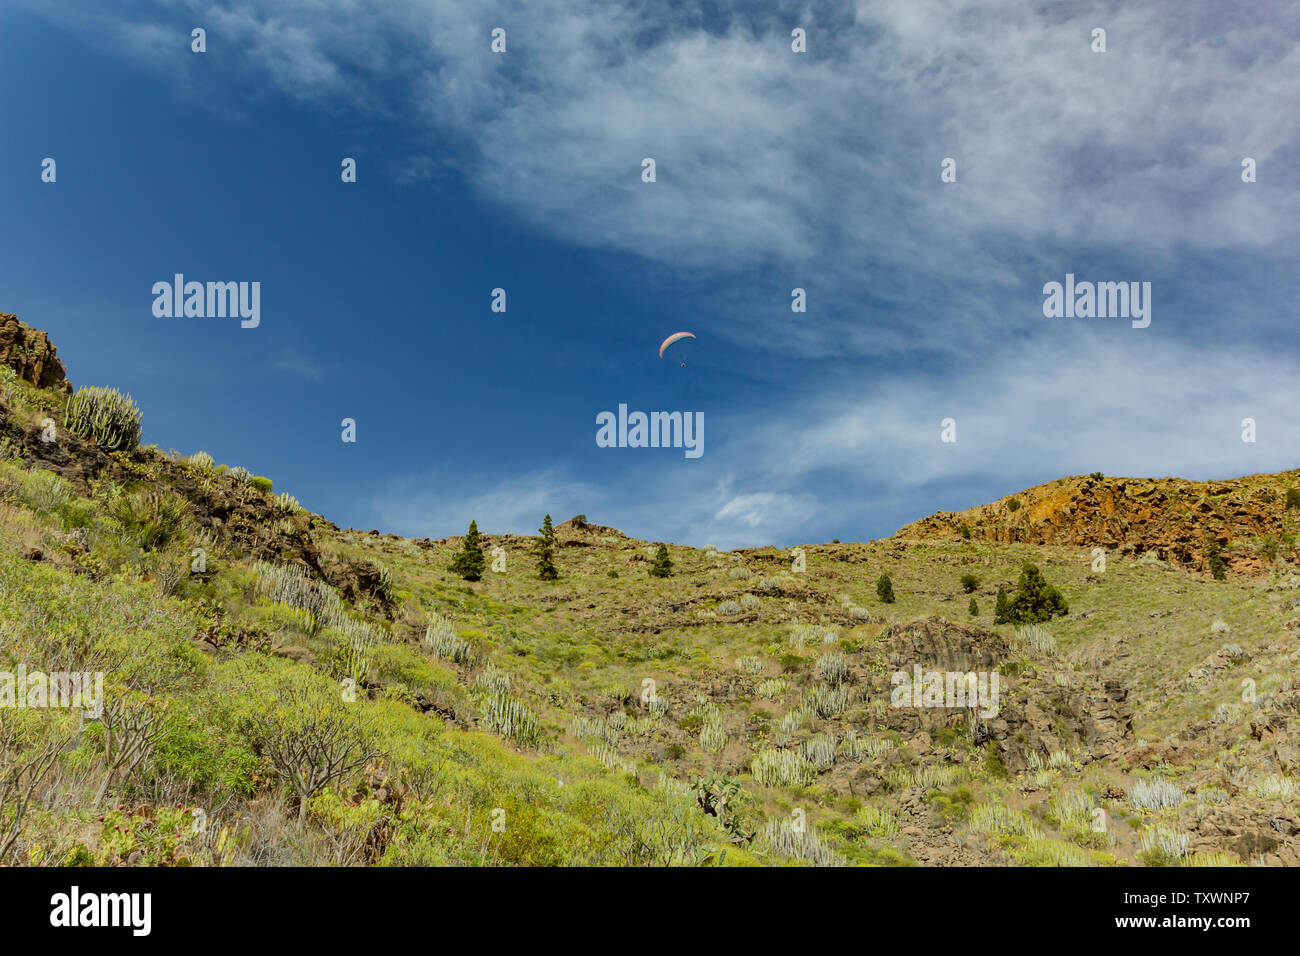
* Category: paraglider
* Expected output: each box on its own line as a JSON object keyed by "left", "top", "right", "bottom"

{"left": 659, "top": 331, "right": 695, "bottom": 366}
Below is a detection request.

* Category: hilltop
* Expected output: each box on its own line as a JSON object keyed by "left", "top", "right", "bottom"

{"left": 1, "top": 316, "right": 1297, "bottom": 868}
{"left": 897, "top": 471, "right": 1300, "bottom": 577}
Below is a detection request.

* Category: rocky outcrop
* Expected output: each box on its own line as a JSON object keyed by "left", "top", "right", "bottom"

{"left": 871, "top": 616, "right": 1133, "bottom": 772}
{"left": 895, "top": 472, "right": 1300, "bottom": 576}
{"left": 0, "top": 313, "right": 71, "bottom": 393}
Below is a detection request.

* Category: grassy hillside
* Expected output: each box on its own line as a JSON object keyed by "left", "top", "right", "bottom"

{"left": 1, "top": 325, "right": 1297, "bottom": 867}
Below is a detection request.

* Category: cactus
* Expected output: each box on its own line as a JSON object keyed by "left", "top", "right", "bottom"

{"left": 423, "top": 614, "right": 474, "bottom": 665}
{"left": 474, "top": 664, "right": 513, "bottom": 696}
{"left": 1130, "top": 778, "right": 1185, "bottom": 811}
{"left": 699, "top": 712, "right": 727, "bottom": 754}
{"left": 815, "top": 652, "right": 850, "bottom": 686}
{"left": 64, "top": 386, "right": 143, "bottom": 451}
{"left": 188, "top": 451, "right": 215, "bottom": 471}
{"left": 751, "top": 748, "right": 816, "bottom": 788}
{"left": 761, "top": 819, "right": 845, "bottom": 866}
{"left": 805, "top": 684, "right": 850, "bottom": 718}
{"left": 478, "top": 691, "right": 540, "bottom": 747}
{"left": 1016, "top": 624, "right": 1057, "bottom": 656}
{"left": 801, "top": 733, "right": 837, "bottom": 771}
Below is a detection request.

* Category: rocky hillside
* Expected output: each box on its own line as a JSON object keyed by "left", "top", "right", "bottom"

{"left": 895, "top": 472, "right": 1300, "bottom": 576}
{"left": 0, "top": 314, "right": 70, "bottom": 394}
{"left": 2, "top": 316, "right": 1297, "bottom": 868}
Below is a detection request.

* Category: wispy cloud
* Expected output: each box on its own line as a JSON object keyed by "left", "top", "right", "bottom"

{"left": 393, "top": 155, "right": 435, "bottom": 185}
{"left": 368, "top": 467, "right": 601, "bottom": 539}
{"left": 271, "top": 355, "right": 323, "bottom": 380}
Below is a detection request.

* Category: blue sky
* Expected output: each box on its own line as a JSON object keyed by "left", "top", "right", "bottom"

{"left": 2, "top": 1, "right": 1298, "bottom": 548}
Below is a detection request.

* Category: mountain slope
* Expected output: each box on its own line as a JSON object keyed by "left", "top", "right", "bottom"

{"left": 1, "top": 316, "right": 1297, "bottom": 868}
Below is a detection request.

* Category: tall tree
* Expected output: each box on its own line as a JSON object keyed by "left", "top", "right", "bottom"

{"left": 449, "top": 520, "right": 486, "bottom": 581}
{"left": 650, "top": 543, "right": 673, "bottom": 578}
{"left": 535, "top": 514, "right": 559, "bottom": 580}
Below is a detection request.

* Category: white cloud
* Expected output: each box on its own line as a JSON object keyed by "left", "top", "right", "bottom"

{"left": 34, "top": 2, "right": 1300, "bottom": 298}
{"left": 367, "top": 467, "right": 600, "bottom": 538}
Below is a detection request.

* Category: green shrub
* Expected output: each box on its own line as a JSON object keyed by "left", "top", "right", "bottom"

{"left": 1006, "top": 498, "right": 1022, "bottom": 512}
{"left": 968, "top": 596, "right": 978, "bottom": 616}
{"left": 64, "top": 386, "right": 143, "bottom": 451}
{"left": 959, "top": 572, "right": 979, "bottom": 593}
{"left": 108, "top": 487, "right": 192, "bottom": 552}
{"left": 1286, "top": 488, "right": 1300, "bottom": 510}
{"left": 250, "top": 476, "right": 273, "bottom": 493}
{"left": 994, "top": 563, "right": 1068, "bottom": 624}
{"left": 1206, "top": 539, "right": 1227, "bottom": 580}
{"left": 876, "top": 573, "right": 895, "bottom": 604}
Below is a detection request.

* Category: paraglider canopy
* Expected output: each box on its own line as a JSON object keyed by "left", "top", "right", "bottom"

{"left": 658, "top": 331, "right": 695, "bottom": 358}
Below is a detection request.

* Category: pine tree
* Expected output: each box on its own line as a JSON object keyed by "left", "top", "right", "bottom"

{"left": 535, "top": 513, "right": 559, "bottom": 581}
{"left": 876, "top": 573, "right": 895, "bottom": 604}
{"left": 650, "top": 543, "right": 673, "bottom": 578}
{"left": 449, "top": 520, "right": 486, "bottom": 581}
{"left": 969, "top": 596, "right": 979, "bottom": 616}
{"left": 994, "top": 585, "right": 1009, "bottom": 623}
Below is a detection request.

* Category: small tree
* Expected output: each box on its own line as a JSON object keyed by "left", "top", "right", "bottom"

{"left": 995, "top": 563, "right": 1068, "bottom": 625}
{"left": 535, "top": 514, "right": 559, "bottom": 581}
{"left": 449, "top": 520, "right": 486, "bottom": 581}
{"left": 969, "top": 596, "right": 979, "bottom": 617}
{"left": 650, "top": 543, "right": 673, "bottom": 578}
{"left": 1206, "top": 539, "right": 1227, "bottom": 580}
{"left": 876, "top": 573, "right": 895, "bottom": 604}
{"left": 994, "top": 585, "right": 1009, "bottom": 622}
{"left": 252, "top": 674, "right": 381, "bottom": 826}
{"left": 959, "top": 573, "right": 980, "bottom": 593}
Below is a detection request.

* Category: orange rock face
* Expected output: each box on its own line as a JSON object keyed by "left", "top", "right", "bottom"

{"left": 0, "top": 313, "right": 71, "bottom": 393}
{"left": 895, "top": 472, "right": 1300, "bottom": 576}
